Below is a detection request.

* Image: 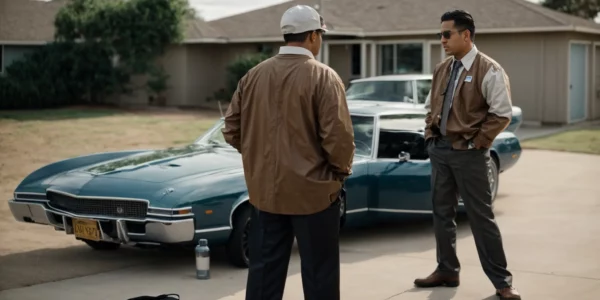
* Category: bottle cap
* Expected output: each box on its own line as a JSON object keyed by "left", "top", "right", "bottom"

{"left": 199, "top": 239, "right": 208, "bottom": 246}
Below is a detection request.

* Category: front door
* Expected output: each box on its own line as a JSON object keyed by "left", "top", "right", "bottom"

{"left": 569, "top": 43, "right": 588, "bottom": 123}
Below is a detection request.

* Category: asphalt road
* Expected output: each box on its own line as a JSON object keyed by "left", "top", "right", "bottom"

{"left": 0, "top": 149, "right": 599, "bottom": 300}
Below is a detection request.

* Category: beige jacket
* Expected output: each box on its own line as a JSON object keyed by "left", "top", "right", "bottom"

{"left": 222, "top": 46, "right": 355, "bottom": 215}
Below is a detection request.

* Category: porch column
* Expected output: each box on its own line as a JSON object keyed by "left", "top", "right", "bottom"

{"left": 316, "top": 46, "right": 322, "bottom": 62}
{"left": 323, "top": 42, "right": 330, "bottom": 66}
{"left": 360, "top": 41, "right": 367, "bottom": 78}
{"left": 370, "top": 42, "right": 377, "bottom": 76}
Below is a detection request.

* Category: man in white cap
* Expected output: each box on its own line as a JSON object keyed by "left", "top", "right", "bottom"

{"left": 222, "top": 4, "right": 355, "bottom": 300}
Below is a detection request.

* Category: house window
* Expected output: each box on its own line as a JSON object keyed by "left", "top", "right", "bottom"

{"left": 379, "top": 43, "right": 423, "bottom": 75}
{"left": 0, "top": 45, "right": 4, "bottom": 74}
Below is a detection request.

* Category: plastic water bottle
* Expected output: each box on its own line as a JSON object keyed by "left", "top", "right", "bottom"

{"left": 195, "top": 239, "right": 210, "bottom": 279}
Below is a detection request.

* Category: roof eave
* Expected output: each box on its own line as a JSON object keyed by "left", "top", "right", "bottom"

{"left": 360, "top": 25, "right": 600, "bottom": 37}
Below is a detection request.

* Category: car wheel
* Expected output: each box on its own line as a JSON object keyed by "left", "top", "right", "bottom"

{"left": 226, "top": 204, "right": 251, "bottom": 268}
{"left": 83, "top": 240, "right": 121, "bottom": 250}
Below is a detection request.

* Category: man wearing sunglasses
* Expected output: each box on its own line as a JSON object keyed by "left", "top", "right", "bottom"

{"left": 414, "top": 10, "right": 521, "bottom": 300}
{"left": 222, "top": 4, "right": 354, "bottom": 300}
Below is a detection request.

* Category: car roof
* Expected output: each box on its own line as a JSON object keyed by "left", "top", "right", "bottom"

{"left": 350, "top": 74, "right": 433, "bottom": 83}
{"left": 348, "top": 102, "right": 427, "bottom": 116}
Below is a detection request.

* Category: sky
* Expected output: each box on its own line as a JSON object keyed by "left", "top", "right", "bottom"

{"left": 190, "top": 0, "right": 599, "bottom": 23}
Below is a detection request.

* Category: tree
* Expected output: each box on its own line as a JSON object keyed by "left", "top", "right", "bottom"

{"left": 542, "top": 0, "right": 600, "bottom": 20}
{"left": 0, "top": 0, "right": 194, "bottom": 109}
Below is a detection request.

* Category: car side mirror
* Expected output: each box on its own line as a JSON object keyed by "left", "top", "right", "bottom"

{"left": 398, "top": 151, "right": 410, "bottom": 162}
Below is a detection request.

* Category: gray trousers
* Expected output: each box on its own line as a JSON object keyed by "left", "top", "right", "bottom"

{"left": 427, "top": 136, "right": 513, "bottom": 289}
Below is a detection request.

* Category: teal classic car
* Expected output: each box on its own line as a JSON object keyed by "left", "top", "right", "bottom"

{"left": 8, "top": 103, "right": 522, "bottom": 268}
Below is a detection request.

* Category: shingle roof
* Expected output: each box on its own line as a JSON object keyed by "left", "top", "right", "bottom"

{"left": 0, "top": 0, "right": 65, "bottom": 42}
{"left": 208, "top": 0, "right": 600, "bottom": 40}
{"left": 1, "top": 0, "right": 598, "bottom": 44}
{"left": 0, "top": 0, "right": 224, "bottom": 42}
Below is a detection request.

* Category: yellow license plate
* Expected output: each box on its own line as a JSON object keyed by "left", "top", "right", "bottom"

{"left": 73, "top": 218, "right": 101, "bottom": 241}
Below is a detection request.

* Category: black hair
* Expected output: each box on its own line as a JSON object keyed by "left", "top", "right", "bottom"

{"left": 283, "top": 31, "right": 313, "bottom": 43}
{"left": 441, "top": 10, "right": 475, "bottom": 41}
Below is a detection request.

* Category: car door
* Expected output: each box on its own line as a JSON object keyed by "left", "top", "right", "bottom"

{"left": 367, "top": 129, "right": 433, "bottom": 218}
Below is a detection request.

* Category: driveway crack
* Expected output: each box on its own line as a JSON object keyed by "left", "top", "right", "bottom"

{"left": 383, "top": 287, "right": 412, "bottom": 300}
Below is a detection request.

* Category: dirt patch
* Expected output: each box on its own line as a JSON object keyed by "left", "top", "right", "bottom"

{"left": 0, "top": 107, "right": 220, "bottom": 256}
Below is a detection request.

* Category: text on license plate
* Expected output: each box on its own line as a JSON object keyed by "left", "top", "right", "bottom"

{"left": 73, "top": 218, "right": 100, "bottom": 241}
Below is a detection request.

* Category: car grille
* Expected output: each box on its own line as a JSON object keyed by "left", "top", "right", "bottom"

{"left": 47, "top": 191, "right": 148, "bottom": 219}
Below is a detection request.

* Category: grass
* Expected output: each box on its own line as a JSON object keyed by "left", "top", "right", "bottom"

{"left": 0, "top": 107, "right": 220, "bottom": 255}
{"left": 521, "top": 128, "right": 600, "bottom": 155}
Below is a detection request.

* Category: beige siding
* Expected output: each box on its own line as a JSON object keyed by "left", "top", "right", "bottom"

{"left": 186, "top": 43, "right": 256, "bottom": 108}
{"left": 109, "top": 32, "right": 599, "bottom": 124}
{"left": 595, "top": 44, "right": 600, "bottom": 119}
{"left": 351, "top": 32, "right": 600, "bottom": 124}
{"left": 475, "top": 33, "right": 567, "bottom": 124}
{"left": 329, "top": 44, "right": 352, "bottom": 85}
{"left": 160, "top": 44, "right": 189, "bottom": 106}
{"left": 429, "top": 43, "right": 442, "bottom": 73}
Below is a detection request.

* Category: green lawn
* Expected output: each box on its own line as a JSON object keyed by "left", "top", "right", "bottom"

{"left": 521, "top": 129, "right": 600, "bottom": 155}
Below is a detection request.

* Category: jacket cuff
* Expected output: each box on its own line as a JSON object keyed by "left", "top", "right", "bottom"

{"left": 473, "top": 133, "right": 493, "bottom": 149}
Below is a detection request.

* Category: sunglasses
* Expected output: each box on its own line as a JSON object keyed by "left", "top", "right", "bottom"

{"left": 437, "top": 29, "right": 465, "bottom": 39}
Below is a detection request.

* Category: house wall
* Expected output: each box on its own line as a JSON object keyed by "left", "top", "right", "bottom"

{"left": 186, "top": 43, "right": 258, "bottom": 108}
{"left": 333, "top": 32, "right": 599, "bottom": 124}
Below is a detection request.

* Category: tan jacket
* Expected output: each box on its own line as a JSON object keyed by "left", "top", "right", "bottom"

{"left": 222, "top": 46, "right": 355, "bottom": 215}
{"left": 425, "top": 46, "right": 513, "bottom": 150}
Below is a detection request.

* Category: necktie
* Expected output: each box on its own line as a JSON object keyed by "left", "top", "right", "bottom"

{"left": 440, "top": 60, "right": 462, "bottom": 136}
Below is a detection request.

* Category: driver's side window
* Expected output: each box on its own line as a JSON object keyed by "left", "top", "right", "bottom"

{"left": 377, "top": 130, "right": 428, "bottom": 160}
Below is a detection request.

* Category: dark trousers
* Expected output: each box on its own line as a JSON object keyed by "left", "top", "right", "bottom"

{"left": 428, "top": 136, "right": 513, "bottom": 289}
{"left": 245, "top": 199, "right": 341, "bottom": 300}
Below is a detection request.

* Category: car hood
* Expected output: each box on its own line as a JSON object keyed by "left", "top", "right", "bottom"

{"left": 74, "top": 144, "right": 242, "bottom": 183}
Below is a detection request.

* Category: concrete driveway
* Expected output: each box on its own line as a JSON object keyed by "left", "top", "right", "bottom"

{"left": 0, "top": 149, "right": 599, "bottom": 300}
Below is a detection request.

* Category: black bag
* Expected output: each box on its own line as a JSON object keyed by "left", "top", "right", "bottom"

{"left": 128, "top": 294, "right": 180, "bottom": 300}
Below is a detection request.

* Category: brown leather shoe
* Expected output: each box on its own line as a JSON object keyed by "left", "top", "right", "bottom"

{"left": 414, "top": 271, "right": 459, "bottom": 288}
{"left": 496, "top": 286, "right": 521, "bottom": 299}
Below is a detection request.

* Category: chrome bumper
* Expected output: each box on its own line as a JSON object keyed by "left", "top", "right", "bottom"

{"left": 8, "top": 199, "right": 195, "bottom": 244}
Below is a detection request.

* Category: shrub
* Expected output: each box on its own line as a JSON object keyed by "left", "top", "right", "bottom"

{"left": 0, "top": 0, "right": 193, "bottom": 110}
{"left": 209, "top": 52, "right": 271, "bottom": 102}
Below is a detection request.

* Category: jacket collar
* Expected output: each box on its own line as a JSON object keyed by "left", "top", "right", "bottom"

{"left": 278, "top": 46, "right": 315, "bottom": 59}
{"left": 453, "top": 44, "right": 478, "bottom": 71}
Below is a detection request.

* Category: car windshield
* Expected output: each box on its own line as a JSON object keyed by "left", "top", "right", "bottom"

{"left": 351, "top": 115, "right": 375, "bottom": 157}
{"left": 346, "top": 79, "right": 432, "bottom": 104}
{"left": 195, "top": 117, "right": 377, "bottom": 157}
{"left": 346, "top": 80, "right": 415, "bottom": 103}
{"left": 194, "top": 120, "right": 230, "bottom": 147}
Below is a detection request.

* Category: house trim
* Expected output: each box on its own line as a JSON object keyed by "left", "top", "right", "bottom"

{"left": 593, "top": 42, "right": 600, "bottom": 120}
{"left": 0, "top": 40, "right": 48, "bottom": 45}
{"left": 0, "top": 45, "right": 4, "bottom": 74}
{"left": 182, "top": 25, "right": 600, "bottom": 44}
{"left": 567, "top": 40, "right": 591, "bottom": 124}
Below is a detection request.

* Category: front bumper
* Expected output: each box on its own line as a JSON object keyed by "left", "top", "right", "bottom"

{"left": 8, "top": 199, "right": 195, "bottom": 245}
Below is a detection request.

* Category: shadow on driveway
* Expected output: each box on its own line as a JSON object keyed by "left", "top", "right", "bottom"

{"left": 0, "top": 214, "right": 478, "bottom": 296}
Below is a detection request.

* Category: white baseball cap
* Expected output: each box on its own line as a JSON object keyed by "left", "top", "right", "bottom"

{"left": 280, "top": 5, "right": 327, "bottom": 35}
